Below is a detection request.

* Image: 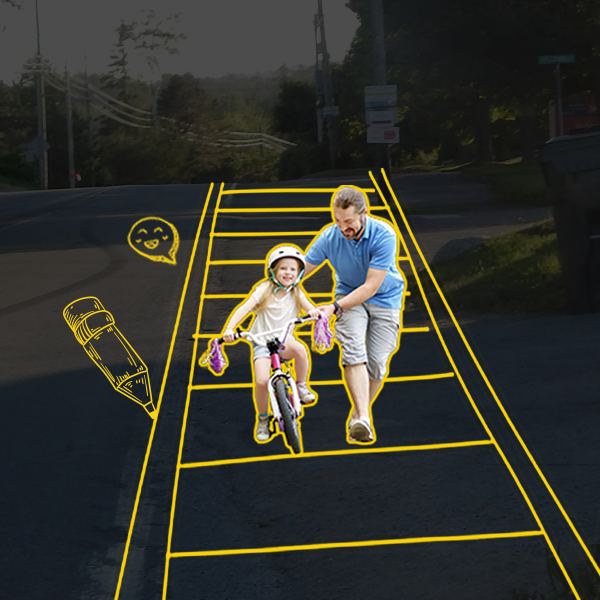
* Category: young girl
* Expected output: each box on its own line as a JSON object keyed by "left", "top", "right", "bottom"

{"left": 222, "top": 245, "right": 320, "bottom": 442}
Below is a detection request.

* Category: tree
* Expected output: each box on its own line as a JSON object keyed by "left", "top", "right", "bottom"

{"left": 272, "top": 79, "right": 317, "bottom": 142}
{"left": 340, "top": 0, "right": 593, "bottom": 164}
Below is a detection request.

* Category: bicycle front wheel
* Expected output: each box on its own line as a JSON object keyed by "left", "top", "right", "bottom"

{"left": 274, "top": 378, "right": 301, "bottom": 454}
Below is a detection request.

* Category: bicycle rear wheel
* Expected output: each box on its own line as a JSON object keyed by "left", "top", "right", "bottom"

{"left": 274, "top": 378, "right": 301, "bottom": 454}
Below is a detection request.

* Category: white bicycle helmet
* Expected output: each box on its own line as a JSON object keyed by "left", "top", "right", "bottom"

{"left": 266, "top": 245, "right": 306, "bottom": 293}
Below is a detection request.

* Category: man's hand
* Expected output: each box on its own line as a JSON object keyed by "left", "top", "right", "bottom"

{"left": 320, "top": 304, "right": 336, "bottom": 321}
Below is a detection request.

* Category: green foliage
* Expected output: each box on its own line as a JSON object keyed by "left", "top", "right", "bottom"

{"left": 407, "top": 220, "right": 566, "bottom": 314}
{"left": 277, "top": 142, "right": 330, "bottom": 180}
{"left": 272, "top": 80, "right": 317, "bottom": 143}
{"left": 338, "top": 0, "right": 600, "bottom": 166}
{"left": 157, "top": 73, "right": 215, "bottom": 132}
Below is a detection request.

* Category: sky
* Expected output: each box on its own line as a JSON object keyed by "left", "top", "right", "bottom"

{"left": 0, "top": 0, "right": 359, "bottom": 83}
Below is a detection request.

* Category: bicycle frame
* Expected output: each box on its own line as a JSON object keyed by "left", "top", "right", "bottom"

{"left": 242, "top": 316, "right": 316, "bottom": 425}
{"left": 202, "top": 313, "right": 331, "bottom": 453}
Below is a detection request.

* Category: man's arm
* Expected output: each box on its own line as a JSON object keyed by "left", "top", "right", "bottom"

{"left": 337, "top": 267, "right": 387, "bottom": 309}
{"left": 303, "top": 260, "right": 319, "bottom": 279}
{"left": 320, "top": 267, "right": 387, "bottom": 320}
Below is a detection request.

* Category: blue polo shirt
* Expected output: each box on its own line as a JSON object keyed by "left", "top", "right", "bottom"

{"left": 305, "top": 215, "right": 405, "bottom": 309}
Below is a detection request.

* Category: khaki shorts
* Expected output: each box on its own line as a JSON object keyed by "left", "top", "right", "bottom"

{"left": 334, "top": 294, "right": 401, "bottom": 382}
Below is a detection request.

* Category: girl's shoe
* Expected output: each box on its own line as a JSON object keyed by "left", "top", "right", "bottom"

{"left": 297, "top": 382, "right": 316, "bottom": 405}
{"left": 256, "top": 417, "right": 271, "bottom": 442}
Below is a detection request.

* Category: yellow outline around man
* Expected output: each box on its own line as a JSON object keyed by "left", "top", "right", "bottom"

{"left": 303, "top": 185, "right": 406, "bottom": 444}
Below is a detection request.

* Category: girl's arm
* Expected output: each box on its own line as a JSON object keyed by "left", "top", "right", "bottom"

{"left": 299, "top": 289, "right": 321, "bottom": 318}
{"left": 222, "top": 295, "right": 258, "bottom": 341}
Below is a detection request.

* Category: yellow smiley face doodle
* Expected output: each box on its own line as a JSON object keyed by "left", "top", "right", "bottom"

{"left": 128, "top": 216, "right": 180, "bottom": 265}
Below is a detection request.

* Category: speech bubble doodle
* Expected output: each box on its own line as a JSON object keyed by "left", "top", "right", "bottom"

{"left": 127, "top": 216, "right": 179, "bottom": 265}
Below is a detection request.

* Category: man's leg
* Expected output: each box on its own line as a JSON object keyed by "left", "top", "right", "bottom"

{"left": 344, "top": 363, "right": 370, "bottom": 420}
{"left": 365, "top": 301, "right": 402, "bottom": 391}
{"left": 333, "top": 295, "right": 371, "bottom": 440}
{"left": 349, "top": 376, "right": 381, "bottom": 420}
{"left": 369, "top": 378, "right": 382, "bottom": 402}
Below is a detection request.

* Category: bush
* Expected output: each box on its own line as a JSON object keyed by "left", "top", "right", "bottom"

{"left": 277, "top": 142, "right": 330, "bottom": 180}
{"left": 0, "top": 150, "right": 35, "bottom": 183}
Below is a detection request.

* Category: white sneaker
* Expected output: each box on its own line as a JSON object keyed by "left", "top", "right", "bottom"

{"left": 256, "top": 418, "right": 271, "bottom": 442}
{"left": 349, "top": 417, "right": 374, "bottom": 442}
{"left": 297, "top": 382, "right": 316, "bottom": 405}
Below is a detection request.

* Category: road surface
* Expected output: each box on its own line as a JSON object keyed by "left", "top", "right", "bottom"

{"left": 0, "top": 176, "right": 598, "bottom": 599}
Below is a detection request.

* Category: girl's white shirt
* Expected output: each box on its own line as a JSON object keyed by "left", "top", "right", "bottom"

{"left": 249, "top": 281, "right": 306, "bottom": 347}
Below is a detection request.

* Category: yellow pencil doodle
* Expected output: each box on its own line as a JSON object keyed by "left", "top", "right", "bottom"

{"left": 127, "top": 216, "right": 179, "bottom": 265}
{"left": 63, "top": 296, "right": 157, "bottom": 419}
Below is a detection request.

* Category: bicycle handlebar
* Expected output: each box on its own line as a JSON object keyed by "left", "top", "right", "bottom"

{"left": 217, "top": 315, "right": 320, "bottom": 347}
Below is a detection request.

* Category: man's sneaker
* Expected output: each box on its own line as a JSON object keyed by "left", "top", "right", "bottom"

{"left": 256, "top": 417, "right": 271, "bottom": 442}
{"left": 349, "top": 417, "right": 374, "bottom": 442}
{"left": 297, "top": 382, "right": 316, "bottom": 405}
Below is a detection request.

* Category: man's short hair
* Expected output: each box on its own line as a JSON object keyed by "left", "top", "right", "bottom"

{"left": 332, "top": 186, "right": 368, "bottom": 214}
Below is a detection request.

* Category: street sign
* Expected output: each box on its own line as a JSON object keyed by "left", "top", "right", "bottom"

{"left": 367, "top": 125, "right": 399, "bottom": 144}
{"left": 364, "top": 85, "right": 397, "bottom": 109}
{"left": 366, "top": 108, "right": 397, "bottom": 126}
{"left": 322, "top": 105, "right": 339, "bottom": 118}
{"left": 538, "top": 54, "right": 575, "bottom": 64}
{"left": 21, "top": 135, "right": 50, "bottom": 159}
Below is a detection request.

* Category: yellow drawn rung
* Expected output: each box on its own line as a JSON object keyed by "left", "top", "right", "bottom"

{"left": 216, "top": 206, "right": 388, "bottom": 213}
{"left": 222, "top": 188, "right": 376, "bottom": 194}
{"left": 192, "top": 326, "right": 429, "bottom": 339}
{"left": 180, "top": 439, "right": 494, "bottom": 469}
{"left": 202, "top": 293, "right": 333, "bottom": 299}
{"left": 212, "top": 231, "right": 321, "bottom": 237}
{"left": 189, "top": 372, "right": 454, "bottom": 390}
{"left": 169, "top": 529, "right": 544, "bottom": 558}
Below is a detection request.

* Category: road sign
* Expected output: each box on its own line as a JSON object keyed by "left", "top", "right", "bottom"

{"left": 21, "top": 135, "right": 50, "bottom": 159}
{"left": 366, "top": 108, "right": 397, "bottom": 126}
{"left": 538, "top": 54, "right": 575, "bottom": 64}
{"left": 367, "top": 125, "right": 399, "bottom": 144}
{"left": 322, "top": 105, "right": 339, "bottom": 118}
{"left": 364, "top": 85, "right": 397, "bottom": 109}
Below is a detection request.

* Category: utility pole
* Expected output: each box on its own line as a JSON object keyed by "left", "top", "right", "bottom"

{"left": 370, "top": 0, "right": 391, "bottom": 179}
{"left": 34, "top": 0, "right": 48, "bottom": 190}
{"left": 314, "top": 0, "right": 338, "bottom": 169}
{"left": 84, "top": 53, "right": 96, "bottom": 186}
{"left": 555, "top": 64, "right": 564, "bottom": 136}
{"left": 65, "top": 66, "right": 75, "bottom": 188}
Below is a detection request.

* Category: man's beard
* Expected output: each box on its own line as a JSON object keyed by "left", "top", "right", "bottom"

{"left": 348, "top": 216, "right": 365, "bottom": 240}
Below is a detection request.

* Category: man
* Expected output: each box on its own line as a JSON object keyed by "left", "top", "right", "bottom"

{"left": 304, "top": 185, "right": 405, "bottom": 444}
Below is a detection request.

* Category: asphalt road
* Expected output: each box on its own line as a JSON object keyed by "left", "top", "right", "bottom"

{"left": 1, "top": 176, "right": 599, "bottom": 600}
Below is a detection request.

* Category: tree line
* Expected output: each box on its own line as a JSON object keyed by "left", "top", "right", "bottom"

{"left": 2, "top": 0, "right": 599, "bottom": 187}
{"left": 278, "top": 0, "right": 600, "bottom": 174}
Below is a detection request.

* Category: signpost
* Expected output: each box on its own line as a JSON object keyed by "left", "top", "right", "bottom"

{"left": 367, "top": 126, "right": 399, "bottom": 144}
{"left": 21, "top": 135, "right": 50, "bottom": 160}
{"left": 539, "top": 54, "right": 575, "bottom": 136}
{"left": 321, "top": 105, "right": 339, "bottom": 118}
{"left": 365, "top": 85, "right": 398, "bottom": 145}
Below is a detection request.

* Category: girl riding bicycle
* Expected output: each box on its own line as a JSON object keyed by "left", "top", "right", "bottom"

{"left": 221, "top": 245, "right": 321, "bottom": 442}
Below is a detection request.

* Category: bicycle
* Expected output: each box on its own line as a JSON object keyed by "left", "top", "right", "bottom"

{"left": 201, "top": 314, "right": 333, "bottom": 455}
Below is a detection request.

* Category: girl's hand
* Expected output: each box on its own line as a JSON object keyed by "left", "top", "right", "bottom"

{"left": 308, "top": 307, "right": 322, "bottom": 318}
{"left": 222, "top": 328, "right": 236, "bottom": 343}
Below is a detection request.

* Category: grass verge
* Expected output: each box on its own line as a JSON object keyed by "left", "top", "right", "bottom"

{"left": 0, "top": 174, "right": 35, "bottom": 191}
{"left": 406, "top": 219, "right": 567, "bottom": 315}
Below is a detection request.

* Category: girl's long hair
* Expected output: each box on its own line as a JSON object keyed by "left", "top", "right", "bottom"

{"left": 254, "top": 258, "right": 303, "bottom": 315}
